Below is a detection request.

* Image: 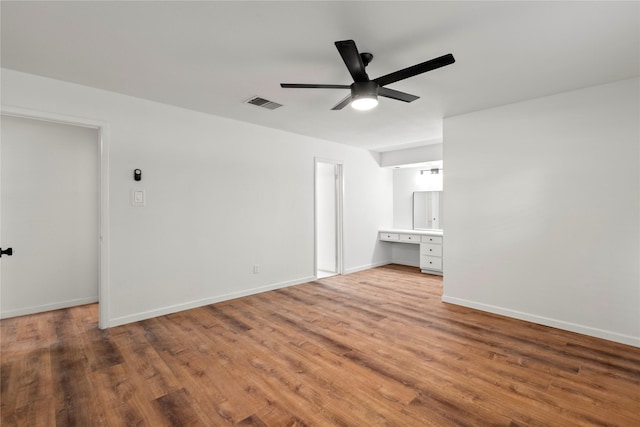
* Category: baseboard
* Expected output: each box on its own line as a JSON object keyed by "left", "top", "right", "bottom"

{"left": 343, "top": 260, "right": 392, "bottom": 275}
{"left": 441, "top": 295, "right": 640, "bottom": 348}
{"left": 107, "top": 276, "right": 316, "bottom": 328}
{"left": 1, "top": 296, "right": 99, "bottom": 319}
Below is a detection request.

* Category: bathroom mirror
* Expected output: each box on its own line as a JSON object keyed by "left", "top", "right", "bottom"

{"left": 413, "top": 191, "right": 443, "bottom": 230}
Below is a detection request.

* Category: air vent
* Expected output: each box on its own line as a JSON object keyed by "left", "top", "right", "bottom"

{"left": 245, "top": 96, "right": 283, "bottom": 110}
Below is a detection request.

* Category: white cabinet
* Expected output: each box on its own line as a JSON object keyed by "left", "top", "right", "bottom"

{"left": 379, "top": 232, "right": 400, "bottom": 241}
{"left": 420, "top": 241, "right": 443, "bottom": 274}
{"left": 399, "top": 234, "right": 421, "bottom": 243}
{"left": 421, "top": 256, "right": 443, "bottom": 271}
{"left": 379, "top": 229, "right": 443, "bottom": 275}
{"left": 420, "top": 243, "right": 442, "bottom": 257}
{"left": 421, "top": 235, "right": 442, "bottom": 244}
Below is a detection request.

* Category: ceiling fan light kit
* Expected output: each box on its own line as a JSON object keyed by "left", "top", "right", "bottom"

{"left": 351, "top": 97, "right": 378, "bottom": 111}
{"left": 280, "top": 39, "right": 455, "bottom": 111}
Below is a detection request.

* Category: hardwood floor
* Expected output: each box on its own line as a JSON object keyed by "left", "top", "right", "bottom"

{"left": 2, "top": 264, "right": 639, "bottom": 426}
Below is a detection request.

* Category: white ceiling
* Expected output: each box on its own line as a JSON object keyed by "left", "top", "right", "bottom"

{"left": 2, "top": 1, "right": 638, "bottom": 152}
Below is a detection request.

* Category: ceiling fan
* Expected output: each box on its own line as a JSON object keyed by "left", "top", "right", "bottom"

{"left": 280, "top": 39, "right": 455, "bottom": 111}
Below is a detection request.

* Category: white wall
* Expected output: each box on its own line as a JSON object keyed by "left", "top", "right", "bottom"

{"left": 443, "top": 78, "right": 640, "bottom": 346}
{"left": 379, "top": 143, "right": 442, "bottom": 168}
{"left": 1, "top": 69, "right": 393, "bottom": 327}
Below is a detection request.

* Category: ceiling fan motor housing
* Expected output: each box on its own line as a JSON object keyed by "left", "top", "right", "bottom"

{"left": 351, "top": 80, "right": 379, "bottom": 100}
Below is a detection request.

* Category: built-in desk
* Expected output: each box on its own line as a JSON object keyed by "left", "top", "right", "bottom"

{"left": 379, "top": 229, "right": 443, "bottom": 275}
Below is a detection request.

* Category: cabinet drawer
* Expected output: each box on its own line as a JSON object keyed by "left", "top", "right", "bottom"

{"left": 421, "top": 256, "right": 443, "bottom": 270}
{"left": 379, "top": 232, "right": 399, "bottom": 241}
{"left": 421, "top": 235, "right": 443, "bottom": 244}
{"left": 420, "top": 243, "right": 442, "bottom": 257}
{"left": 399, "top": 234, "right": 420, "bottom": 244}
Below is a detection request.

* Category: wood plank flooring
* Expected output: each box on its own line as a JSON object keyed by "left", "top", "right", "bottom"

{"left": 2, "top": 264, "right": 639, "bottom": 426}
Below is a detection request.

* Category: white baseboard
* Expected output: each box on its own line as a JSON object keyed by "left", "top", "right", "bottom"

{"left": 343, "top": 260, "right": 392, "bottom": 275}
{"left": 108, "top": 276, "right": 316, "bottom": 328}
{"left": 1, "top": 296, "right": 99, "bottom": 319}
{"left": 442, "top": 295, "right": 640, "bottom": 348}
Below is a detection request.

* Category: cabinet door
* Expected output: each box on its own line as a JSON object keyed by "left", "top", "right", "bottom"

{"left": 421, "top": 256, "right": 443, "bottom": 270}
{"left": 379, "top": 233, "right": 399, "bottom": 241}
{"left": 421, "top": 235, "right": 443, "bottom": 244}
{"left": 399, "top": 234, "right": 420, "bottom": 244}
{"left": 420, "top": 243, "right": 442, "bottom": 257}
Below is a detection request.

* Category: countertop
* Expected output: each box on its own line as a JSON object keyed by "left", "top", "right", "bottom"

{"left": 379, "top": 228, "right": 443, "bottom": 236}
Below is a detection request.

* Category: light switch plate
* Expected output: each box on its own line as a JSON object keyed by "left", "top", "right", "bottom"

{"left": 131, "top": 189, "right": 145, "bottom": 207}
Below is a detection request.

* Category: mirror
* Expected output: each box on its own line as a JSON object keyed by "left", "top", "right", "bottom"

{"left": 413, "top": 191, "right": 443, "bottom": 230}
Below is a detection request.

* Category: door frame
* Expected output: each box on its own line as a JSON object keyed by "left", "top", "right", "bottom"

{"left": 314, "top": 157, "right": 344, "bottom": 277}
{"left": 1, "top": 105, "right": 110, "bottom": 329}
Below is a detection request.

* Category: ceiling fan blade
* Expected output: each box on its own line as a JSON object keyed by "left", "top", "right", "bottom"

{"left": 281, "top": 83, "right": 350, "bottom": 89}
{"left": 331, "top": 94, "right": 352, "bottom": 110}
{"left": 374, "top": 53, "right": 455, "bottom": 87}
{"left": 335, "top": 40, "right": 369, "bottom": 82}
{"left": 378, "top": 87, "right": 419, "bottom": 103}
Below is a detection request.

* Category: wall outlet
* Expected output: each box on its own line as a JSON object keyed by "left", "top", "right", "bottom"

{"left": 253, "top": 264, "right": 260, "bottom": 274}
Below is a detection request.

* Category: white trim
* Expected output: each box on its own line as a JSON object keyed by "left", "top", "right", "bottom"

{"left": 0, "top": 105, "right": 111, "bottom": 329}
{"left": 108, "top": 275, "right": 316, "bottom": 328}
{"left": 1, "top": 297, "right": 99, "bottom": 319}
{"left": 442, "top": 295, "right": 640, "bottom": 348}
{"left": 343, "top": 260, "right": 392, "bottom": 275}
{"left": 314, "top": 157, "right": 344, "bottom": 277}
{"left": 336, "top": 163, "right": 344, "bottom": 275}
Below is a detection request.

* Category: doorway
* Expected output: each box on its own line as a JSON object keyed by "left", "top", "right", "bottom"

{"left": 0, "top": 110, "right": 108, "bottom": 327}
{"left": 315, "top": 158, "right": 343, "bottom": 278}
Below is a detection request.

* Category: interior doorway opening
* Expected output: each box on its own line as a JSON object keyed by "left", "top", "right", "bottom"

{"left": 0, "top": 107, "right": 109, "bottom": 329}
{"left": 315, "top": 158, "right": 343, "bottom": 278}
